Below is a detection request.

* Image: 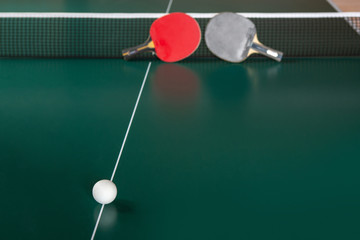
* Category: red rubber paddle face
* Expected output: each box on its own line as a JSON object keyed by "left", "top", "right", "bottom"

{"left": 150, "top": 13, "right": 201, "bottom": 62}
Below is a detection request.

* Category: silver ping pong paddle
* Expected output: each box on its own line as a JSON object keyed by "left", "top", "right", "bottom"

{"left": 205, "top": 12, "right": 283, "bottom": 63}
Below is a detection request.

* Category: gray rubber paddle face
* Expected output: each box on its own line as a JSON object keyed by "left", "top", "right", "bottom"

{"left": 205, "top": 12, "right": 256, "bottom": 63}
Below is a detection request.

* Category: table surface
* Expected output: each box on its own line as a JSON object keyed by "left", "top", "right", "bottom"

{"left": 1, "top": 1, "right": 360, "bottom": 240}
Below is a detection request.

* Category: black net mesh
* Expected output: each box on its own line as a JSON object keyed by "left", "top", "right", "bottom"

{"left": 0, "top": 15, "right": 359, "bottom": 58}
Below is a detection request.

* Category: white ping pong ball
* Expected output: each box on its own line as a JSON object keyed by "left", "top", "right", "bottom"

{"left": 92, "top": 179, "right": 117, "bottom": 204}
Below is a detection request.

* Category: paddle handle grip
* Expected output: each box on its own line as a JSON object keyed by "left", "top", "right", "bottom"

{"left": 122, "top": 39, "right": 155, "bottom": 60}
{"left": 251, "top": 42, "right": 283, "bottom": 62}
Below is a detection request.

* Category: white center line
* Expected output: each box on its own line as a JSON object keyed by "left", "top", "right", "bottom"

{"left": 165, "top": 0, "right": 174, "bottom": 14}
{"left": 90, "top": 205, "right": 104, "bottom": 240}
{"left": 90, "top": 0, "right": 174, "bottom": 239}
{"left": 110, "top": 62, "right": 152, "bottom": 182}
{"left": 90, "top": 62, "right": 151, "bottom": 240}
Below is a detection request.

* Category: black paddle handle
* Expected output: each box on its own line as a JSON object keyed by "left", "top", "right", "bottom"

{"left": 122, "top": 38, "right": 154, "bottom": 60}
{"left": 251, "top": 42, "right": 283, "bottom": 62}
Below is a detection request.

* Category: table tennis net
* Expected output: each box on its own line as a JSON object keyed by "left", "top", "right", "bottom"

{"left": 0, "top": 13, "right": 359, "bottom": 58}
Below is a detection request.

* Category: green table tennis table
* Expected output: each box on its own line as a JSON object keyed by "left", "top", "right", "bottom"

{"left": 1, "top": 0, "right": 360, "bottom": 239}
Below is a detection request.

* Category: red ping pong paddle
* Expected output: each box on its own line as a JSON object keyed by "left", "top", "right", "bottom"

{"left": 122, "top": 13, "right": 201, "bottom": 62}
